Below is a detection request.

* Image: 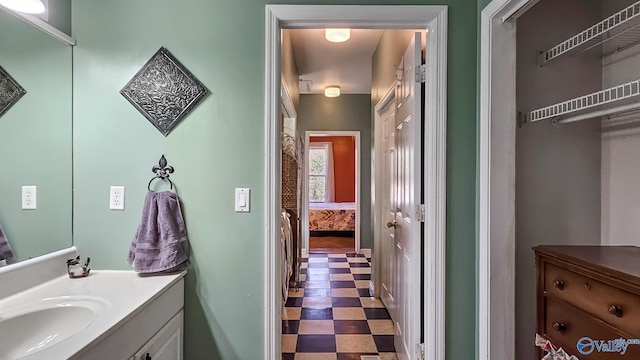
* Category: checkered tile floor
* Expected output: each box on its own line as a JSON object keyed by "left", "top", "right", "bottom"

{"left": 282, "top": 250, "right": 397, "bottom": 360}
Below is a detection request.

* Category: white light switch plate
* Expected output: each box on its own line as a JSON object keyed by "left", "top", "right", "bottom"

{"left": 235, "top": 188, "right": 250, "bottom": 212}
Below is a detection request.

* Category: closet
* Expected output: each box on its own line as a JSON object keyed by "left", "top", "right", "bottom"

{"left": 515, "top": 0, "right": 640, "bottom": 359}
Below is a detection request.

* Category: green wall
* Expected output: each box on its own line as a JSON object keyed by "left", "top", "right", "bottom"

{"left": 297, "top": 94, "right": 373, "bottom": 249}
{"left": 0, "top": 8, "right": 72, "bottom": 262}
{"left": 72, "top": 1, "right": 478, "bottom": 359}
{"left": 47, "top": 0, "right": 72, "bottom": 36}
{"left": 478, "top": 0, "right": 492, "bottom": 10}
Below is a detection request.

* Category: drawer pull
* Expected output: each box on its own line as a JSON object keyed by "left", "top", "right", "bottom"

{"left": 553, "top": 280, "right": 565, "bottom": 290}
{"left": 552, "top": 322, "right": 567, "bottom": 332}
{"left": 584, "top": 282, "right": 591, "bottom": 290}
{"left": 609, "top": 305, "right": 623, "bottom": 318}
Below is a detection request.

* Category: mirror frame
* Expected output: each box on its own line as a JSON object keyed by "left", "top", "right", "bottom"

{"left": 0, "top": 6, "right": 75, "bottom": 265}
{"left": 2, "top": 6, "right": 75, "bottom": 45}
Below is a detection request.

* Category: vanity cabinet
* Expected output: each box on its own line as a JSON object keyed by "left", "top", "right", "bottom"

{"left": 73, "top": 276, "right": 185, "bottom": 360}
{"left": 131, "top": 310, "right": 183, "bottom": 360}
{"left": 0, "top": 247, "right": 187, "bottom": 360}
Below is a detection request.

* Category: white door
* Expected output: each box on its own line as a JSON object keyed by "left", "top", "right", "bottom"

{"left": 380, "top": 95, "right": 397, "bottom": 320}
{"left": 393, "top": 32, "right": 423, "bottom": 360}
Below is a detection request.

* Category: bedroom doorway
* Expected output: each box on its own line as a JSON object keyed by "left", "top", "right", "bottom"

{"left": 303, "top": 131, "right": 361, "bottom": 254}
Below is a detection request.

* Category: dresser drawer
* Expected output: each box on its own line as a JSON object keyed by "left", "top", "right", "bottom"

{"left": 545, "top": 297, "right": 640, "bottom": 359}
{"left": 545, "top": 262, "right": 640, "bottom": 336}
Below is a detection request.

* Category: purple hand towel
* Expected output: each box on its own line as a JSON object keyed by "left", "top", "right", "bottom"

{"left": 128, "top": 191, "right": 189, "bottom": 273}
{"left": 0, "top": 219, "right": 16, "bottom": 265}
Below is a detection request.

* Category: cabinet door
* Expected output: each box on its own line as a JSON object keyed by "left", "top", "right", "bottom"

{"left": 132, "top": 310, "right": 183, "bottom": 360}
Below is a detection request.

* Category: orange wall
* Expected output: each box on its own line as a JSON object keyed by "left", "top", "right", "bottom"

{"left": 310, "top": 136, "right": 355, "bottom": 202}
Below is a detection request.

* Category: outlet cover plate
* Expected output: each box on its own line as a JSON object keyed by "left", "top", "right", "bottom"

{"left": 109, "top": 186, "right": 125, "bottom": 210}
{"left": 21, "top": 185, "right": 36, "bottom": 210}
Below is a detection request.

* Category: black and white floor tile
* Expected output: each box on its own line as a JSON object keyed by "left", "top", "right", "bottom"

{"left": 282, "top": 250, "right": 397, "bottom": 360}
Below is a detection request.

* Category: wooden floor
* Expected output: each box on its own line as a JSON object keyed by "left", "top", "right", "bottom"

{"left": 309, "top": 236, "right": 355, "bottom": 253}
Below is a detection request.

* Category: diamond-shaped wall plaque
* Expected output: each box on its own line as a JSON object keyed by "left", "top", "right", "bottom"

{"left": 0, "top": 66, "right": 26, "bottom": 118}
{"left": 120, "top": 47, "right": 207, "bottom": 136}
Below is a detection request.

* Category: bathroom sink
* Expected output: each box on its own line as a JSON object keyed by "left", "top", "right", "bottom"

{"left": 0, "top": 296, "right": 109, "bottom": 359}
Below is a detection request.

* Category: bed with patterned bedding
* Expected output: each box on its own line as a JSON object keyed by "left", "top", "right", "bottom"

{"left": 308, "top": 202, "right": 356, "bottom": 231}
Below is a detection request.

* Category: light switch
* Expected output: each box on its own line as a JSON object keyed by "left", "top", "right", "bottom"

{"left": 235, "top": 188, "right": 250, "bottom": 212}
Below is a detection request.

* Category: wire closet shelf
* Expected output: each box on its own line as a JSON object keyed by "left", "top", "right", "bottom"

{"left": 528, "top": 79, "right": 640, "bottom": 124}
{"left": 539, "top": 0, "right": 640, "bottom": 65}
{"left": 528, "top": 0, "right": 640, "bottom": 125}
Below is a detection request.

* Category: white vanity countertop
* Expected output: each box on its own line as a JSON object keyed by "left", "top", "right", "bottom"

{"left": 0, "top": 270, "right": 186, "bottom": 360}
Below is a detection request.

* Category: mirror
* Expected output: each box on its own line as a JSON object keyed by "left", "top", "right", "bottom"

{"left": 0, "top": 7, "right": 73, "bottom": 263}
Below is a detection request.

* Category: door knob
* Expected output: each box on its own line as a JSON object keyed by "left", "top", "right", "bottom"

{"left": 386, "top": 221, "right": 397, "bottom": 229}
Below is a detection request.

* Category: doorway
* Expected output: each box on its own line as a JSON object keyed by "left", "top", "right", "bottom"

{"left": 479, "top": 1, "right": 534, "bottom": 358}
{"left": 304, "top": 131, "right": 361, "bottom": 254}
{"left": 265, "top": 5, "right": 448, "bottom": 360}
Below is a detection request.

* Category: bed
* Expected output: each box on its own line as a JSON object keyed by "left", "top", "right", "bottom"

{"left": 309, "top": 202, "right": 356, "bottom": 232}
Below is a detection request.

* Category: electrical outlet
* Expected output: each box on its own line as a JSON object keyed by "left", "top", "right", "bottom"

{"left": 22, "top": 186, "right": 36, "bottom": 210}
{"left": 109, "top": 186, "right": 125, "bottom": 210}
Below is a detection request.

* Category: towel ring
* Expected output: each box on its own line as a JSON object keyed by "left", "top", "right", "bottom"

{"left": 147, "top": 155, "right": 175, "bottom": 191}
{"left": 148, "top": 176, "right": 174, "bottom": 191}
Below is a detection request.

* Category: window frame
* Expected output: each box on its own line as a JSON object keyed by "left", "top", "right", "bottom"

{"left": 308, "top": 143, "right": 330, "bottom": 203}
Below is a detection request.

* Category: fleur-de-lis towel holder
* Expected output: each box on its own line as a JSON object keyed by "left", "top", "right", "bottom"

{"left": 148, "top": 155, "right": 175, "bottom": 191}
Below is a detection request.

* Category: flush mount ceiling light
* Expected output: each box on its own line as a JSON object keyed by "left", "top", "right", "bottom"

{"left": 325, "top": 28, "right": 350, "bottom": 43}
{"left": 324, "top": 86, "right": 341, "bottom": 98}
{"left": 0, "top": 0, "right": 45, "bottom": 13}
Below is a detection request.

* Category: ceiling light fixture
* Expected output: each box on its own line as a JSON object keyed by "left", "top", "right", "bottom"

{"left": 325, "top": 28, "right": 350, "bottom": 43}
{"left": 0, "top": 0, "right": 45, "bottom": 14}
{"left": 324, "top": 86, "right": 341, "bottom": 98}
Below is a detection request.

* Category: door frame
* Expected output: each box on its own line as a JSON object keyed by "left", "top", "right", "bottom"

{"left": 479, "top": 0, "right": 535, "bottom": 359}
{"left": 265, "top": 5, "right": 448, "bottom": 360}
{"left": 303, "top": 130, "right": 361, "bottom": 253}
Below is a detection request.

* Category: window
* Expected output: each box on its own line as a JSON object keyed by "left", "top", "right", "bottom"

{"left": 308, "top": 142, "right": 335, "bottom": 203}
{"left": 308, "top": 146, "right": 328, "bottom": 202}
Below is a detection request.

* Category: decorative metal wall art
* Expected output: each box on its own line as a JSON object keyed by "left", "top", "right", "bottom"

{"left": 0, "top": 65, "right": 26, "bottom": 118}
{"left": 120, "top": 47, "right": 207, "bottom": 136}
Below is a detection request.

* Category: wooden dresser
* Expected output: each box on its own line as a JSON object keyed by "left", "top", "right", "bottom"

{"left": 534, "top": 246, "right": 640, "bottom": 359}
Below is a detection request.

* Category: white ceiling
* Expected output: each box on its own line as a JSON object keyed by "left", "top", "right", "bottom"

{"left": 288, "top": 29, "right": 384, "bottom": 95}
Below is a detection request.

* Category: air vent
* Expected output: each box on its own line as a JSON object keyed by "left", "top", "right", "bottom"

{"left": 299, "top": 79, "right": 313, "bottom": 93}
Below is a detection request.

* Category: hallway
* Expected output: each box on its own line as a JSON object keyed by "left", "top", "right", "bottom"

{"left": 281, "top": 250, "right": 397, "bottom": 359}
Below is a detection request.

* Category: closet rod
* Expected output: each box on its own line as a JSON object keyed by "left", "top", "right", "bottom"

{"left": 554, "top": 102, "right": 640, "bottom": 126}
